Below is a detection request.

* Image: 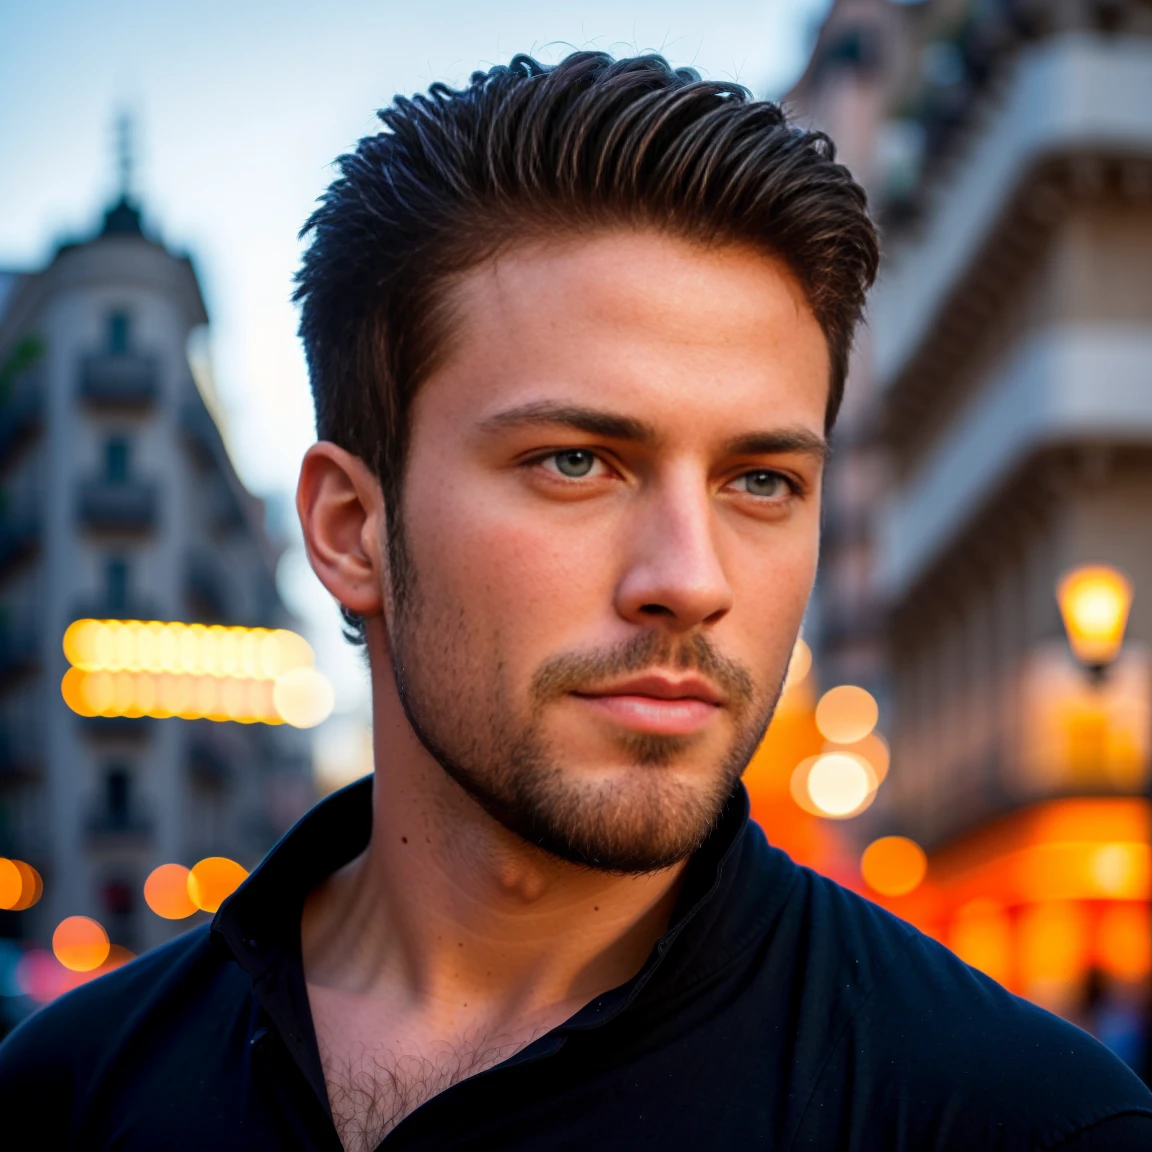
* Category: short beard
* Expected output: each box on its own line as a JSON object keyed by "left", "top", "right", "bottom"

{"left": 385, "top": 516, "right": 780, "bottom": 874}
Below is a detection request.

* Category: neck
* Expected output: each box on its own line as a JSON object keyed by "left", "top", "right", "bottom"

{"left": 302, "top": 670, "right": 687, "bottom": 1029}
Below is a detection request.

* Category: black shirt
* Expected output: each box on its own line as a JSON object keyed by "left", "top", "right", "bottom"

{"left": 2, "top": 777, "right": 1150, "bottom": 1150}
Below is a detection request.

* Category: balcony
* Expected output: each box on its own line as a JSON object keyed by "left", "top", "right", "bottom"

{"left": 873, "top": 34, "right": 1152, "bottom": 393}
{"left": 76, "top": 479, "right": 158, "bottom": 532}
{"left": 78, "top": 353, "right": 159, "bottom": 408}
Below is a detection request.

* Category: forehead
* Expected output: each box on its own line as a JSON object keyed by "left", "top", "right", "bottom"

{"left": 424, "top": 229, "right": 830, "bottom": 438}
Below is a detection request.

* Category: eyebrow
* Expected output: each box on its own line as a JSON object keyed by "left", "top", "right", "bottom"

{"left": 722, "top": 429, "right": 829, "bottom": 462}
{"left": 478, "top": 402, "right": 657, "bottom": 444}
{"left": 478, "top": 400, "right": 828, "bottom": 462}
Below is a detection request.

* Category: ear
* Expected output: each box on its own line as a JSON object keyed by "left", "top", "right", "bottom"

{"left": 296, "top": 442, "right": 387, "bottom": 621}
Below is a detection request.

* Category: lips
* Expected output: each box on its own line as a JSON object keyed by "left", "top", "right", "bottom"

{"left": 572, "top": 674, "right": 723, "bottom": 737}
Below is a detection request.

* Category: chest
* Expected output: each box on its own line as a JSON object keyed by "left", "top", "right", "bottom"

{"left": 308, "top": 985, "right": 546, "bottom": 1151}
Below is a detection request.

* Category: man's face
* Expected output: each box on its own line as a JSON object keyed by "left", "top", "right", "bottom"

{"left": 386, "top": 230, "right": 828, "bottom": 872}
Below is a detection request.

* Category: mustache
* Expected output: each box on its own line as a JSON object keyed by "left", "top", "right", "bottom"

{"left": 530, "top": 630, "right": 755, "bottom": 711}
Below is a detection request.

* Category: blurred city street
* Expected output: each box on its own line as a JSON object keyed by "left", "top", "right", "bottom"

{"left": 1, "top": 0, "right": 1151, "bottom": 1086}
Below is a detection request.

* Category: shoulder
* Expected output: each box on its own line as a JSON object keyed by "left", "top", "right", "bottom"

{"left": 786, "top": 869, "right": 1152, "bottom": 1149}
{"left": 0, "top": 925, "right": 233, "bottom": 1106}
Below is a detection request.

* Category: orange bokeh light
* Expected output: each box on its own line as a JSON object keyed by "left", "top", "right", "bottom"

{"left": 949, "top": 899, "right": 1012, "bottom": 987}
{"left": 1095, "top": 903, "right": 1151, "bottom": 982}
{"left": 826, "top": 731, "right": 890, "bottom": 784}
{"left": 815, "top": 685, "right": 879, "bottom": 744}
{"left": 1018, "top": 901, "right": 1088, "bottom": 994}
{"left": 0, "top": 857, "right": 42, "bottom": 910}
{"left": 187, "top": 857, "right": 248, "bottom": 913}
{"left": 861, "top": 836, "right": 928, "bottom": 897}
{"left": 0, "top": 858, "right": 21, "bottom": 909}
{"left": 52, "top": 916, "right": 111, "bottom": 972}
{"left": 144, "top": 863, "right": 198, "bottom": 919}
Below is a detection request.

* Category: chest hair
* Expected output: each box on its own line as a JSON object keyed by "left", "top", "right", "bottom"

{"left": 320, "top": 1029, "right": 538, "bottom": 1152}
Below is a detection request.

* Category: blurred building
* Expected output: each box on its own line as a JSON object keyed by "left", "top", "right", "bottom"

{"left": 0, "top": 181, "right": 313, "bottom": 963}
{"left": 792, "top": 0, "right": 1152, "bottom": 1064}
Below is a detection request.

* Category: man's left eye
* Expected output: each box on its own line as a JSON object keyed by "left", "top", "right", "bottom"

{"left": 731, "top": 471, "right": 791, "bottom": 498}
{"left": 542, "top": 450, "right": 602, "bottom": 478}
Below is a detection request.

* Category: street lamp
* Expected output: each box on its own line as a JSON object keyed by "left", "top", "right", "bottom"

{"left": 1056, "top": 565, "right": 1133, "bottom": 681}
{"left": 1057, "top": 563, "right": 1148, "bottom": 1084}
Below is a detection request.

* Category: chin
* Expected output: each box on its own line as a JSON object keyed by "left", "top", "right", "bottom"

{"left": 463, "top": 753, "right": 740, "bottom": 875}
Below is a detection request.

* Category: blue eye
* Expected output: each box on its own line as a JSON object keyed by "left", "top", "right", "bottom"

{"left": 735, "top": 471, "right": 789, "bottom": 498}
{"left": 550, "top": 450, "right": 596, "bottom": 478}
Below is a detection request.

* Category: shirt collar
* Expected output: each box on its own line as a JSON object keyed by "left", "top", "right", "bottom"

{"left": 211, "top": 772, "right": 768, "bottom": 1087}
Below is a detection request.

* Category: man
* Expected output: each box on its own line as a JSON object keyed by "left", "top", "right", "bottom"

{"left": 1, "top": 51, "right": 1150, "bottom": 1151}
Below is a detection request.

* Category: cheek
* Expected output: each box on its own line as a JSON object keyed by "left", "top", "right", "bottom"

{"left": 728, "top": 526, "right": 819, "bottom": 663}
{"left": 404, "top": 487, "right": 618, "bottom": 651}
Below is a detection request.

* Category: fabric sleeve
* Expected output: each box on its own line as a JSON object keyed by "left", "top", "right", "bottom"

{"left": 1046, "top": 1111, "right": 1152, "bottom": 1150}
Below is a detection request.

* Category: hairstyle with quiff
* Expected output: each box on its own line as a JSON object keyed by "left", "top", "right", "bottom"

{"left": 295, "top": 51, "right": 879, "bottom": 641}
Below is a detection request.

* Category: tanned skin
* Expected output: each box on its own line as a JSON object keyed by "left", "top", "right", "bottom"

{"left": 297, "top": 230, "right": 830, "bottom": 1151}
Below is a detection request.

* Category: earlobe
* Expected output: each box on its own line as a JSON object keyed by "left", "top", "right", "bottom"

{"left": 296, "top": 442, "right": 386, "bottom": 620}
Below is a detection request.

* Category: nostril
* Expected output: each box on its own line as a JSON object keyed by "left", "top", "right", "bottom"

{"left": 639, "top": 604, "right": 674, "bottom": 617}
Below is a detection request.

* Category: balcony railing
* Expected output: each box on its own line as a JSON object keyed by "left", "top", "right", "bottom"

{"left": 76, "top": 479, "right": 158, "bottom": 532}
{"left": 78, "top": 353, "right": 159, "bottom": 408}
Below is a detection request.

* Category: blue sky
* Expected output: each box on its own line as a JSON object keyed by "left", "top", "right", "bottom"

{"left": 0, "top": 0, "right": 830, "bottom": 775}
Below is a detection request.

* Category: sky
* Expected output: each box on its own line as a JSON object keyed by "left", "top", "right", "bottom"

{"left": 0, "top": 0, "right": 831, "bottom": 783}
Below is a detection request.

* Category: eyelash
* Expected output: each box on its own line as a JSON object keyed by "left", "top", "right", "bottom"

{"left": 529, "top": 451, "right": 802, "bottom": 500}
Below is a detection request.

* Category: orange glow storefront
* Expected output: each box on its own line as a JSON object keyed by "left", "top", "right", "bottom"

{"left": 742, "top": 647, "right": 1150, "bottom": 1039}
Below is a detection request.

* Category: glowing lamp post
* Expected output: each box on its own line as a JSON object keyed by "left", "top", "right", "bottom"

{"left": 1056, "top": 565, "right": 1132, "bottom": 682}
{"left": 1057, "top": 564, "right": 1149, "bottom": 1082}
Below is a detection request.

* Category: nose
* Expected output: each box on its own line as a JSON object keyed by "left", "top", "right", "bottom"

{"left": 614, "top": 471, "right": 733, "bottom": 631}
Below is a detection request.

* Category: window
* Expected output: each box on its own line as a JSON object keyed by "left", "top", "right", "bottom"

{"left": 105, "top": 436, "right": 130, "bottom": 483}
{"left": 106, "top": 557, "right": 130, "bottom": 613}
{"left": 107, "top": 311, "right": 131, "bottom": 355}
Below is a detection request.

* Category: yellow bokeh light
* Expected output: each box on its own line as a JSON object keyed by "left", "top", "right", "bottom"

{"left": 803, "top": 752, "right": 877, "bottom": 819}
{"left": 274, "top": 667, "right": 336, "bottom": 728}
{"left": 861, "top": 836, "right": 927, "bottom": 897}
{"left": 823, "top": 731, "right": 890, "bottom": 784}
{"left": 187, "top": 857, "right": 249, "bottom": 913}
{"left": 60, "top": 618, "right": 322, "bottom": 726}
{"left": 62, "top": 619, "right": 314, "bottom": 677}
{"left": 53, "top": 916, "right": 111, "bottom": 972}
{"left": 815, "top": 685, "right": 879, "bottom": 744}
{"left": 1056, "top": 565, "right": 1133, "bottom": 669}
{"left": 144, "top": 863, "right": 198, "bottom": 920}
{"left": 1090, "top": 842, "right": 1143, "bottom": 896}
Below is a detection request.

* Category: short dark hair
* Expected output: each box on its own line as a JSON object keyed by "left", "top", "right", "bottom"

{"left": 295, "top": 51, "right": 878, "bottom": 641}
